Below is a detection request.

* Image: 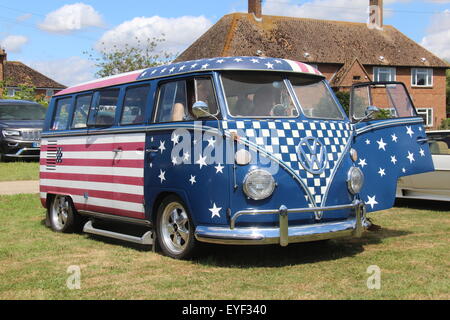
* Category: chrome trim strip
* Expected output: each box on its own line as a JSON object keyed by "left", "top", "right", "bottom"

{"left": 83, "top": 220, "right": 153, "bottom": 245}
{"left": 5, "top": 147, "right": 40, "bottom": 157}
{"left": 355, "top": 118, "right": 423, "bottom": 136}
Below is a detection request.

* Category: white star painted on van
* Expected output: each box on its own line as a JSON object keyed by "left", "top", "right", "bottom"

{"left": 215, "top": 164, "right": 224, "bottom": 174}
{"left": 234, "top": 58, "right": 243, "bottom": 62}
{"left": 207, "top": 137, "right": 216, "bottom": 147}
{"left": 419, "top": 127, "right": 423, "bottom": 132}
{"left": 391, "top": 156, "right": 397, "bottom": 165}
{"left": 190, "top": 63, "right": 198, "bottom": 69}
{"left": 420, "top": 148, "right": 425, "bottom": 157}
{"left": 189, "top": 175, "right": 196, "bottom": 185}
{"left": 377, "top": 138, "right": 387, "bottom": 151}
{"left": 367, "top": 195, "right": 379, "bottom": 209}
{"left": 201, "top": 63, "right": 209, "bottom": 69}
{"left": 209, "top": 203, "right": 222, "bottom": 219}
{"left": 378, "top": 168, "right": 386, "bottom": 177}
{"left": 158, "top": 170, "right": 166, "bottom": 183}
{"left": 365, "top": 139, "right": 371, "bottom": 145}
{"left": 196, "top": 155, "right": 207, "bottom": 169}
{"left": 250, "top": 58, "right": 259, "bottom": 63}
{"left": 159, "top": 141, "right": 166, "bottom": 153}
{"left": 179, "top": 65, "right": 186, "bottom": 71}
{"left": 151, "top": 69, "right": 157, "bottom": 75}
{"left": 391, "top": 134, "right": 398, "bottom": 142}
{"left": 169, "top": 67, "right": 175, "bottom": 73}
{"left": 266, "top": 62, "right": 274, "bottom": 69}
{"left": 160, "top": 68, "right": 167, "bottom": 73}
{"left": 171, "top": 133, "right": 180, "bottom": 145}
{"left": 407, "top": 151, "right": 415, "bottom": 163}
{"left": 274, "top": 60, "right": 283, "bottom": 64}
{"left": 358, "top": 159, "right": 368, "bottom": 168}
{"left": 216, "top": 59, "right": 225, "bottom": 64}
{"left": 172, "top": 157, "right": 179, "bottom": 166}
{"left": 402, "top": 168, "right": 407, "bottom": 173}
{"left": 183, "top": 152, "right": 190, "bottom": 161}
{"left": 406, "top": 126, "right": 414, "bottom": 138}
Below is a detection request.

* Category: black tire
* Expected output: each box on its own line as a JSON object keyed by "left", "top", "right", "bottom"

{"left": 155, "top": 195, "right": 198, "bottom": 259}
{"left": 48, "top": 195, "right": 82, "bottom": 233}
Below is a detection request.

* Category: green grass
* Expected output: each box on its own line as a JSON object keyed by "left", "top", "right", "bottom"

{"left": 0, "top": 161, "right": 39, "bottom": 181}
{"left": 0, "top": 194, "right": 449, "bottom": 300}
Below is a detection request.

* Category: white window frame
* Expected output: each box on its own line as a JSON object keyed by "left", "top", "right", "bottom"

{"left": 373, "top": 67, "right": 396, "bottom": 82}
{"left": 6, "top": 88, "right": 18, "bottom": 97}
{"left": 411, "top": 68, "right": 433, "bottom": 87}
{"left": 417, "top": 108, "right": 434, "bottom": 127}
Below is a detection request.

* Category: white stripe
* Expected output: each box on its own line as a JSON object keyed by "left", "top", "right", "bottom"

{"left": 41, "top": 179, "right": 144, "bottom": 195}
{"left": 71, "top": 195, "right": 144, "bottom": 213}
{"left": 40, "top": 165, "right": 144, "bottom": 177}
{"left": 63, "top": 69, "right": 145, "bottom": 90}
{"left": 305, "top": 64, "right": 316, "bottom": 74}
{"left": 41, "top": 133, "right": 145, "bottom": 146}
{"left": 41, "top": 150, "right": 144, "bottom": 160}
{"left": 285, "top": 59, "right": 302, "bottom": 72}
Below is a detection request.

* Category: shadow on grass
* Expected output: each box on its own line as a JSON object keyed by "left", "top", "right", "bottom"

{"left": 193, "top": 227, "right": 411, "bottom": 268}
{"left": 394, "top": 199, "right": 450, "bottom": 212}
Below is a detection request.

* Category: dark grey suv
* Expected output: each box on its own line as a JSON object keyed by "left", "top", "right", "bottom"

{"left": 0, "top": 99, "right": 46, "bottom": 161}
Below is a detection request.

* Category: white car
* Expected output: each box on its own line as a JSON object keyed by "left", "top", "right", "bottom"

{"left": 397, "top": 130, "right": 450, "bottom": 201}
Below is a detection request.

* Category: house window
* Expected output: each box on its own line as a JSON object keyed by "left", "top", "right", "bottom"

{"left": 411, "top": 68, "right": 433, "bottom": 87}
{"left": 46, "top": 89, "right": 55, "bottom": 97}
{"left": 6, "top": 88, "right": 18, "bottom": 97}
{"left": 374, "top": 67, "right": 396, "bottom": 82}
{"left": 417, "top": 108, "right": 433, "bottom": 127}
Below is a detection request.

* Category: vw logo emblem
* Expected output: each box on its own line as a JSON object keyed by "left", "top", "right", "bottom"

{"left": 297, "top": 137, "right": 328, "bottom": 174}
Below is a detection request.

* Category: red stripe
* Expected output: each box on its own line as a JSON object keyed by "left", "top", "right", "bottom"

{"left": 81, "top": 204, "right": 144, "bottom": 219}
{"left": 41, "top": 142, "right": 145, "bottom": 152}
{"left": 40, "top": 158, "right": 144, "bottom": 168}
{"left": 40, "top": 172, "right": 143, "bottom": 186}
{"left": 55, "top": 72, "right": 141, "bottom": 96}
{"left": 40, "top": 185, "right": 144, "bottom": 204}
{"left": 295, "top": 61, "right": 309, "bottom": 73}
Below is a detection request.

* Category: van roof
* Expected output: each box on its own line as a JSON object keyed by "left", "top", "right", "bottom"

{"left": 55, "top": 56, "right": 323, "bottom": 96}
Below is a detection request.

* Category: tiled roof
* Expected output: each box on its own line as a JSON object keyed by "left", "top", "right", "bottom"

{"left": 176, "top": 13, "right": 449, "bottom": 69}
{"left": 3, "top": 61, "right": 66, "bottom": 88}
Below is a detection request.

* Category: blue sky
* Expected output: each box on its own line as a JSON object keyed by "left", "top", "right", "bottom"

{"left": 0, "top": 0, "right": 449, "bottom": 86}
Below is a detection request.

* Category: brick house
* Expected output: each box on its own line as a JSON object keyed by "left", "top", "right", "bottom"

{"left": 176, "top": 0, "right": 449, "bottom": 129}
{"left": 0, "top": 49, "right": 66, "bottom": 100}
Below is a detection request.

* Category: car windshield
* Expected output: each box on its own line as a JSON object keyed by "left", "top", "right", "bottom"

{"left": 0, "top": 103, "right": 47, "bottom": 120}
{"left": 221, "top": 72, "right": 299, "bottom": 118}
{"left": 289, "top": 76, "right": 344, "bottom": 120}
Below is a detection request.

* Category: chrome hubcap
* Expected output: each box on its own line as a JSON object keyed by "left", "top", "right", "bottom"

{"left": 161, "top": 202, "right": 190, "bottom": 254}
{"left": 51, "top": 196, "right": 70, "bottom": 230}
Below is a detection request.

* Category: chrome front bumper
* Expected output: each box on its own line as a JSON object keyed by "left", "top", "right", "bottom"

{"left": 195, "top": 200, "right": 367, "bottom": 246}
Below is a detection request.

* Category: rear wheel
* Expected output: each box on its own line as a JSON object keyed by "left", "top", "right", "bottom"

{"left": 49, "top": 195, "right": 81, "bottom": 233}
{"left": 156, "top": 195, "right": 197, "bottom": 259}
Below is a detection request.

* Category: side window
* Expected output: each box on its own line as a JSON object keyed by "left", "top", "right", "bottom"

{"left": 88, "top": 89, "right": 120, "bottom": 127}
{"left": 121, "top": 85, "right": 150, "bottom": 125}
{"left": 71, "top": 94, "right": 91, "bottom": 129}
{"left": 51, "top": 98, "right": 72, "bottom": 131}
{"left": 429, "top": 134, "right": 450, "bottom": 155}
{"left": 154, "top": 81, "right": 187, "bottom": 123}
{"left": 195, "top": 78, "right": 219, "bottom": 116}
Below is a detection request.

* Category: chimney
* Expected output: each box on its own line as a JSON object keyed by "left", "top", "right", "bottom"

{"left": 0, "top": 48, "right": 6, "bottom": 86}
{"left": 248, "top": 0, "right": 262, "bottom": 19}
{"left": 369, "top": 0, "right": 383, "bottom": 29}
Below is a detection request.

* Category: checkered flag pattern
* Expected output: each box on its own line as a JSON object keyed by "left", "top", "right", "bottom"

{"left": 224, "top": 120, "right": 352, "bottom": 207}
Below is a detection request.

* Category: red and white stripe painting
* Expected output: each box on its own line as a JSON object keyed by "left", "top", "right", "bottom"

{"left": 40, "top": 133, "right": 146, "bottom": 219}
{"left": 284, "top": 59, "right": 322, "bottom": 76}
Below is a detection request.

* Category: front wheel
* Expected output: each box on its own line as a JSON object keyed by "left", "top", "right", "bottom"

{"left": 156, "top": 195, "right": 198, "bottom": 259}
{"left": 49, "top": 195, "right": 81, "bottom": 233}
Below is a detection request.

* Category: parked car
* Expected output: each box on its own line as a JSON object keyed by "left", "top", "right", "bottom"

{"left": 397, "top": 130, "right": 450, "bottom": 201}
{"left": 0, "top": 99, "right": 45, "bottom": 161}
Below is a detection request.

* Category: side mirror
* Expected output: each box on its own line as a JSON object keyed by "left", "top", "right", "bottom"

{"left": 192, "top": 101, "right": 210, "bottom": 118}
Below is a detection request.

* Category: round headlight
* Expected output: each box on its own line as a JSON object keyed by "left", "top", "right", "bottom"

{"left": 243, "top": 169, "right": 276, "bottom": 200}
{"left": 347, "top": 167, "right": 364, "bottom": 195}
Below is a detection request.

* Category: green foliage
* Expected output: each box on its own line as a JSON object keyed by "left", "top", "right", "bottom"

{"left": 373, "top": 108, "right": 392, "bottom": 120}
{"left": 335, "top": 91, "right": 350, "bottom": 115}
{"left": 0, "top": 80, "right": 48, "bottom": 107}
{"left": 85, "top": 36, "right": 175, "bottom": 78}
{"left": 439, "top": 118, "right": 450, "bottom": 130}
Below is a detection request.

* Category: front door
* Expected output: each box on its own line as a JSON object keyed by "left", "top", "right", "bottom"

{"left": 350, "top": 82, "right": 434, "bottom": 212}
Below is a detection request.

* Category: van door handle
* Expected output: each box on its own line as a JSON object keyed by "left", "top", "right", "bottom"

{"left": 146, "top": 148, "right": 159, "bottom": 153}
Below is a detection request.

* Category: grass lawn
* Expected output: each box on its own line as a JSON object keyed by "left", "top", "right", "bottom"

{"left": 0, "top": 194, "right": 449, "bottom": 300}
{"left": 0, "top": 161, "right": 39, "bottom": 182}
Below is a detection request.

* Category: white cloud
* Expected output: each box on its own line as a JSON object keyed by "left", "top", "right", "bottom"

{"left": 0, "top": 35, "right": 29, "bottom": 53}
{"left": 39, "top": 3, "right": 104, "bottom": 34}
{"left": 96, "top": 15, "right": 213, "bottom": 56}
{"left": 421, "top": 10, "right": 450, "bottom": 61}
{"left": 27, "top": 57, "right": 96, "bottom": 87}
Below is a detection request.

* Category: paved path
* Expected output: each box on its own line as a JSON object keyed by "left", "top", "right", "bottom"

{"left": 0, "top": 180, "right": 39, "bottom": 195}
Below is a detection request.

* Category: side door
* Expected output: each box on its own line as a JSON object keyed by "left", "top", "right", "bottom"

{"left": 350, "top": 82, "right": 434, "bottom": 212}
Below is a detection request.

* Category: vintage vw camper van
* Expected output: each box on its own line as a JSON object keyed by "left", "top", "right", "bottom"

{"left": 40, "top": 57, "right": 434, "bottom": 259}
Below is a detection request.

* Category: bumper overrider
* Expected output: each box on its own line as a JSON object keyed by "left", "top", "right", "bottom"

{"left": 195, "top": 200, "right": 368, "bottom": 246}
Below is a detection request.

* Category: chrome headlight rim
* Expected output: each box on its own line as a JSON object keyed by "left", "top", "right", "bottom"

{"left": 243, "top": 169, "right": 276, "bottom": 201}
{"left": 2, "top": 129, "right": 21, "bottom": 137}
{"left": 347, "top": 166, "right": 364, "bottom": 195}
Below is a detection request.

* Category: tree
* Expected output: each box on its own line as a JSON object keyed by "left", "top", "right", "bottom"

{"left": 0, "top": 80, "right": 48, "bottom": 106}
{"left": 85, "top": 36, "right": 175, "bottom": 78}
{"left": 335, "top": 91, "right": 350, "bottom": 115}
